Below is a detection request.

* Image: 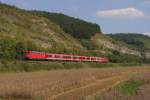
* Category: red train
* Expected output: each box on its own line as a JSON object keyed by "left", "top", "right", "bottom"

{"left": 25, "top": 51, "right": 109, "bottom": 63}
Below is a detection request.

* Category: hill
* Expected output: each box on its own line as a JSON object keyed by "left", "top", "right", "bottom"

{"left": 31, "top": 11, "right": 102, "bottom": 39}
{"left": 0, "top": 3, "right": 86, "bottom": 59}
{"left": 108, "top": 33, "right": 150, "bottom": 59}
{"left": 108, "top": 33, "right": 150, "bottom": 50}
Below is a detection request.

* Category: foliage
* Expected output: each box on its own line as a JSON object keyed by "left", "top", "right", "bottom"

{"left": 118, "top": 80, "right": 144, "bottom": 95}
{"left": 0, "top": 60, "right": 143, "bottom": 73}
{"left": 0, "top": 34, "right": 38, "bottom": 60}
{"left": 108, "top": 33, "right": 150, "bottom": 49}
{"left": 108, "top": 33, "right": 150, "bottom": 63}
{"left": 80, "top": 39, "right": 97, "bottom": 50}
{"left": 0, "top": 35, "right": 16, "bottom": 60}
{"left": 107, "top": 50, "right": 142, "bottom": 63}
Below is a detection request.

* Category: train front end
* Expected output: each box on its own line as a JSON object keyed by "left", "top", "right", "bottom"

{"left": 24, "top": 51, "right": 48, "bottom": 60}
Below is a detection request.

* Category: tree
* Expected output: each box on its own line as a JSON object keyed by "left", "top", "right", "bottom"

{"left": 0, "top": 36, "right": 16, "bottom": 59}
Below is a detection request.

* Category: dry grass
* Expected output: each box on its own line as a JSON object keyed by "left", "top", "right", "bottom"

{"left": 0, "top": 65, "right": 149, "bottom": 100}
{"left": 99, "top": 69, "right": 150, "bottom": 100}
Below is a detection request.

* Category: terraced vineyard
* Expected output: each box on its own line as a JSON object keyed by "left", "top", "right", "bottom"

{"left": 0, "top": 65, "right": 149, "bottom": 100}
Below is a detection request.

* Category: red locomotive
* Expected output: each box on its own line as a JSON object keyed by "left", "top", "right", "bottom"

{"left": 25, "top": 50, "right": 109, "bottom": 63}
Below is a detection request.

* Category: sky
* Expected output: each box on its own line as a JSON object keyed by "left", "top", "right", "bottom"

{"left": 0, "top": 0, "right": 150, "bottom": 36}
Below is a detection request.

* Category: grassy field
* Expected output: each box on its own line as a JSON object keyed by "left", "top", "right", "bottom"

{"left": 0, "top": 65, "right": 149, "bottom": 100}
{"left": 98, "top": 71, "right": 150, "bottom": 100}
{"left": 0, "top": 60, "right": 143, "bottom": 73}
{"left": 118, "top": 80, "right": 144, "bottom": 96}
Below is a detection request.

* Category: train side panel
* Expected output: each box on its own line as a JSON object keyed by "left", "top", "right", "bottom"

{"left": 25, "top": 51, "right": 109, "bottom": 63}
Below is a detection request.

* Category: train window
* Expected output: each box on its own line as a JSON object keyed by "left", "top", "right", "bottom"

{"left": 91, "top": 58, "right": 94, "bottom": 60}
{"left": 79, "top": 57, "right": 85, "bottom": 59}
{"left": 86, "top": 57, "right": 90, "bottom": 60}
{"left": 91, "top": 58, "right": 96, "bottom": 60}
{"left": 32, "top": 51, "right": 40, "bottom": 53}
{"left": 63, "top": 56, "right": 71, "bottom": 58}
{"left": 48, "top": 55, "right": 52, "bottom": 57}
{"left": 55, "top": 55, "right": 60, "bottom": 58}
{"left": 73, "top": 56, "right": 78, "bottom": 59}
{"left": 79, "top": 57, "right": 82, "bottom": 59}
{"left": 63, "top": 56, "right": 66, "bottom": 58}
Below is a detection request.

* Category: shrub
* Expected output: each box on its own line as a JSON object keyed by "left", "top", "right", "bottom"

{"left": 0, "top": 34, "right": 38, "bottom": 60}
{"left": 0, "top": 35, "right": 17, "bottom": 59}
{"left": 118, "top": 80, "right": 144, "bottom": 95}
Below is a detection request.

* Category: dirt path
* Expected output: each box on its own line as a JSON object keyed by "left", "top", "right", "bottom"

{"left": 99, "top": 71, "right": 150, "bottom": 100}
{"left": 0, "top": 66, "right": 149, "bottom": 100}
{"left": 51, "top": 74, "right": 130, "bottom": 100}
{"left": 51, "top": 70, "right": 149, "bottom": 100}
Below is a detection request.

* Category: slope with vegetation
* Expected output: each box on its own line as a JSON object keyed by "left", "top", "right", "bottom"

{"left": 108, "top": 33, "right": 150, "bottom": 50}
{"left": 0, "top": 3, "right": 85, "bottom": 59}
{"left": 108, "top": 33, "right": 150, "bottom": 59}
{"left": 31, "top": 11, "right": 102, "bottom": 39}
{"left": 91, "top": 34, "right": 140, "bottom": 56}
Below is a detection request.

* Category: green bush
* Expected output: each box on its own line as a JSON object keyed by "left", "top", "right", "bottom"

{"left": 118, "top": 80, "right": 144, "bottom": 95}
{"left": 0, "top": 35, "right": 17, "bottom": 59}
{"left": 107, "top": 50, "right": 142, "bottom": 63}
{"left": 0, "top": 34, "right": 38, "bottom": 60}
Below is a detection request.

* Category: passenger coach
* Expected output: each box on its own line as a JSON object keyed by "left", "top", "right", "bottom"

{"left": 25, "top": 51, "right": 109, "bottom": 63}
